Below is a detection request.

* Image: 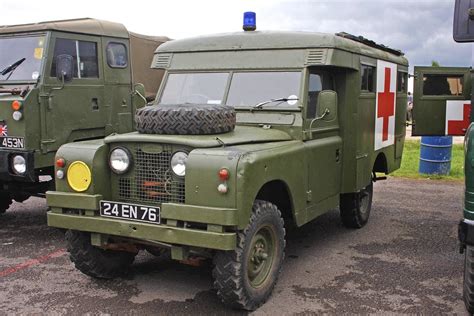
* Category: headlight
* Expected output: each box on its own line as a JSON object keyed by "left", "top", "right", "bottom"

{"left": 12, "top": 155, "right": 26, "bottom": 175}
{"left": 109, "top": 148, "right": 131, "bottom": 174}
{"left": 171, "top": 151, "right": 188, "bottom": 177}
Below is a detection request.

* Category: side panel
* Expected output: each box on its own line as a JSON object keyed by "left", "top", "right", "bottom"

{"left": 413, "top": 66, "right": 470, "bottom": 136}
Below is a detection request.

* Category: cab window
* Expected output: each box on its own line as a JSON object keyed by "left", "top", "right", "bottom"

{"left": 307, "top": 71, "right": 334, "bottom": 118}
{"left": 360, "top": 64, "right": 375, "bottom": 92}
{"left": 50, "top": 38, "right": 99, "bottom": 78}
{"left": 423, "top": 74, "right": 463, "bottom": 96}
{"left": 106, "top": 43, "right": 128, "bottom": 68}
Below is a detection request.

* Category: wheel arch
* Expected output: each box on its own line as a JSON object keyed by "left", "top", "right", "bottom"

{"left": 255, "top": 179, "right": 296, "bottom": 228}
{"left": 373, "top": 152, "right": 388, "bottom": 173}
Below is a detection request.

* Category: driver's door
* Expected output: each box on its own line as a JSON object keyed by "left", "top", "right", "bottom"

{"left": 412, "top": 66, "right": 470, "bottom": 136}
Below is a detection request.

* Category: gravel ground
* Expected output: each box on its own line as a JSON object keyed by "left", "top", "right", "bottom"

{"left": 0, "top": 177, "right": 467, "bottom": 315}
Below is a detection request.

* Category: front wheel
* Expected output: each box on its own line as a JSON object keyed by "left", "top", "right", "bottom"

{"left": 0, "top": 193, "right": 13, "bottom": 214}
{"left": 66, "top": 230, "right": 137, "bottom": 279}
{"left": 464, "top": 245, "right": 474, "bottom": 313}
{"left": 213, "top": 200, "right": 286, "bottom": 310}
{"left": 340, "top": 182, "right": 373, "bottom": 228}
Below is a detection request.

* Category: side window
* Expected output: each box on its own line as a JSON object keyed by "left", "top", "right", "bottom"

{"left": 360, "top": 64, "right": 375, "bottom": 92}
{"left": 50, "top": 38, "right": 98, "bottom": 78}
{"left": 307, "top": 71, "right": 334, "bottom": 118}
{"left": 106, "top": 43, "right": 128, "bottom": 68}
{"left": 397, "top": 71, "right": 408, "bottom": 93}
{"left": 423, "top": 74, "right": 463, "bottom": 96}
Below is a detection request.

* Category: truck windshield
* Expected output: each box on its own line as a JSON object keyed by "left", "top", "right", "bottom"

{"left": 227, "top": 71, "right": 301, "bottom": 109}
{"left": 0, "top": 35, "right": 45, "bottom": 81}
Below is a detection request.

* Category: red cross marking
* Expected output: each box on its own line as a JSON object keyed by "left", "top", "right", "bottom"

{"left": 377, "top": 67, "right": 395, "bottom": 141}
{"left": 447, "top": 103, "right": 471, "bottom": 135}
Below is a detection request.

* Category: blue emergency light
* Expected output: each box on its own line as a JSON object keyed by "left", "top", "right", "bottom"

{"left": 243, "top": 12, "right": 256, "bottom": 31}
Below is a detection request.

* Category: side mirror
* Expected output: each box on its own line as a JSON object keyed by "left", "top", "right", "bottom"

{"left": 55, "top": 54, "right": 74, "bottom": 83}
{"left": 315, "top": 90, "right": 337, "bottom": 122}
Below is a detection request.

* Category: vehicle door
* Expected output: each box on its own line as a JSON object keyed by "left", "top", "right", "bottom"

{"left": 304, "top": 68, "right": 342, "bottom": 219}
{"left": 40, "top": 32, "right": 105, "bottom": 153}
{"left": 412, "top": 66, "right": 470, "bottom": 136}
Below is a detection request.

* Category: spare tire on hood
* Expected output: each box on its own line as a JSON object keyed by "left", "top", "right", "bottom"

{"left": 135, "top": 104, "right": 236, "bottom": 135}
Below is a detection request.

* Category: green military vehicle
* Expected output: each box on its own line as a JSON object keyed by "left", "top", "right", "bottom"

{"left": 46, "top": 15, "right": 409, "bottom": 310}
{"left": 0, "top": 18, "right": 168, "bottom": 214}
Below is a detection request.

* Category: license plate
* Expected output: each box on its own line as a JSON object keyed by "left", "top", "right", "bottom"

{"left": 0, "top": 136, "right": 25, "bottom": 149}
{"left": 100, "top": 201, "right": 160, "bottom": 224}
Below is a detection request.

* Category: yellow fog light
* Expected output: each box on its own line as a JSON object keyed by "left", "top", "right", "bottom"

{"left": 67, "top": 161, "right": 92, "bottom": 192}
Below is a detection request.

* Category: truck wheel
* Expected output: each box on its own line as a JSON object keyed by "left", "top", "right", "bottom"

{"left": 340, "top": 182, "right": 373, "bottom": 228}
{"left": 135, "top": 104, "right": 236, "bottom": 135}
{"left": 66, "top": 230, "right": 136, "bottom": 279}
{"left": 0, "top": 193, "right": 13, "bottom": 214}
{"left": 464, "top": 245, "right": 474, "bottom": 313}
{"left": 213, "top": 200, "right": 285, "bottom": 310}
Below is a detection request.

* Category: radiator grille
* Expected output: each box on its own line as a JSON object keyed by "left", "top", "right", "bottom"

{"left": 117, "top": 146, "right": 185, "bottom": 204}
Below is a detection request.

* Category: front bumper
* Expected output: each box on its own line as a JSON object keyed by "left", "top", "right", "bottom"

{"left": 0, "top": 148, "right": 35, "bottom": 182}
{"left": 47, "top": 191, "right": 238, "bottom": 251}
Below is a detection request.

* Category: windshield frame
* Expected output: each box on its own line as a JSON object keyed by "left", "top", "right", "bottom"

{"left": 0, "top": 32, "right": 49, "bottom": 85}
{"left": 157, "top": 68, "right": 304, "bottom": 111}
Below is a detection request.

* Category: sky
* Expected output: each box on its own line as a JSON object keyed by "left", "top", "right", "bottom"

{"left": 2, "top": 0, "right": 471, "bottom": 74}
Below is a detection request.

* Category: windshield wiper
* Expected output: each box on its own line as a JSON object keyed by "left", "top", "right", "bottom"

{"left": 0, "top": 58, "right": 26, "bottom": 79}
{"left": 252, "top": 97, "right": 299, "bottom": 110}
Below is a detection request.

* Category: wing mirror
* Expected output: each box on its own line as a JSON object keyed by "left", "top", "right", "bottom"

{"left": 55, "top": 54, "right": 74, "bottom": 83}
{"left": 309, "top": 90, "right": 338, "bottom": 129}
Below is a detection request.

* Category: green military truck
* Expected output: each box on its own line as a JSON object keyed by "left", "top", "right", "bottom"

{"left": 46, "top": 16, "right": 409, "bottom": 310}
{"left": 0, "top": 18, "right": 168, "bottom": 214}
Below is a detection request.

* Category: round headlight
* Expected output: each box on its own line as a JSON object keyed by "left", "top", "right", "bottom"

{"left": 12, "top": 155, "right": 26, "bottom": 175}
{"left": 109, "top": 148, "right": 131, "bottom": 174}
{"left": 171, "top": 151, "right": 188, "bottom": 177}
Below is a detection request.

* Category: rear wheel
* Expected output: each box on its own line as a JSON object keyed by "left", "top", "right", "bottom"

{"left": 464, "top": 245, "right": 474, "bottom": 313}
{"left": 66, "top": 230, "right": 137, "bottom": 279}
{"left": 213, "top": 200, "right": 285, "bottom": 310}
{"left": 0, "top": 193, "right": 13, "bottom": 214}
{"left": 340, "top": 182, "right": 373, "bottom": 228}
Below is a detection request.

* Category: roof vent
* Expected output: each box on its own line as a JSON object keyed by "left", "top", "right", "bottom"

{"left": 305, "top": 49, "right": 326, "bottom": 65}
{"left": 153, "top": 53, "right": 172, "bottom": 69}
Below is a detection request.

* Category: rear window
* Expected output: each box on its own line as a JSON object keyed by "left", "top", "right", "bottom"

{"left": 106, "top": 43, "right": 128, "bottom": 68}
{"left": 361, "top": 64, "right": 375, "bottom": 92}
{"left": 423, "top": 74, "right": 463, "bottom": 96}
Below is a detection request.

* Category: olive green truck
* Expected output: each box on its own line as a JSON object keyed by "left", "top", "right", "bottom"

{"left": 46, "top": 23, "right": 408, "bottom": 310}
{"left": 0, "top": 18, "right": 168, "bottom": 213}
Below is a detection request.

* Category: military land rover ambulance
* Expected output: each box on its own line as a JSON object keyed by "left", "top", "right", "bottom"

{"left": 0, "top": 18, "right": 168, "bottom": 214}
{"left": 46, "top": 16, "right": 409, "bottom": 310}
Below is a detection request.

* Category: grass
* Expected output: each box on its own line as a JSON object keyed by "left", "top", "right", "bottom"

{"left": 391, "top": 140, "right": 464, "bottom": 181}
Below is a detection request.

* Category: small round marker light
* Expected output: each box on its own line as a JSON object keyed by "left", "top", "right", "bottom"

{"left": 218, "top": 183, "right": 228, "bottom": 194}
{"left": 56, "top": 169, "right": 65, "bottom": 179}
{"left": 219, "top": 168, "right": 229, "bottom": 181}
{"left": 56, "top": 158, "right": 66, "bottom": 168}
{"left": 11, "top": 100, "right": 22, "bottom": 111}
{"left": 243, "top": 11, "right": 256, "bottom": 31}
{"left": 12, "top": 111, "right": 23, "bottom": 121}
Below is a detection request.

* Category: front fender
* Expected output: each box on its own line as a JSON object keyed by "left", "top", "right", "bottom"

{"left": 52, "top": 139, "right": 111, "bottom": 198}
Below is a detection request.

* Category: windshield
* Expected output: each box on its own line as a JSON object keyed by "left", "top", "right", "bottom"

{"left": 160, "top": 73, "right": 229, "bottom": 105}
{"left": 158, "top": 71, "right": 302, "bottom": 109}
{"left": 227, "top": 72, "right": 301, "bottom": 108}
{"left": 0, "top": 35, "right": 45, "bottom": 81}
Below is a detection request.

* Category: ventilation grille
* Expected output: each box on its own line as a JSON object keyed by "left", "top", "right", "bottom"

{"left": 305, "top": 49, "right": 326, "bottom": 65}
{"left": 153, "top": 53, "right": 172, "bottom": 68}
{"left": 117, "top": 145, "right": 185, "bottom": 205}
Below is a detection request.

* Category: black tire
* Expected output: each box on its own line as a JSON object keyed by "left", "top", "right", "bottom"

{"left": 135, "top": 104, "right": 236, "bottom": 135}
{"left": 464, "top": 245, "right": 474, "bottom": 313}
{"left": 13, "top": 193, "right": 30, "bottom": 203}
{"left": 340, "top": 182, "right": 373, "bottom": 228}
{"left": 0, "top": 193, "right": 12, "bottom": 214}
{"left": 66, "top": 230, "right": 136, "bottom": 279}
{"left": 213, "top": 200, "right": 285, "bottom": 310}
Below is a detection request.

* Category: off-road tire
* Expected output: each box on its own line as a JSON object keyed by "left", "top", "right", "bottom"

{"left": 0, "top": 193, "right": 12, "bottom": 214}
{"left": 213, "top": 200, "right": 285, "bottom": 310}
{"left": 135, "top": 104, "right": 236, "bottom": 135}
{"left": 340, "top": 182, "right": 373, "bottom": 228}
{"left": 66, "top": 230, "right": 136, "bottom": 279}
{"left": 464, "top": 245, "right": 474, "bottom": 313}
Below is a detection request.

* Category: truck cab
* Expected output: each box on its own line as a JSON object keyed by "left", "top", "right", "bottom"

{"left": 0, "top": 18, "right": 168, "bottom": 213}
{"left": 46, "top": 24, "right": 408, "bottom": 310}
